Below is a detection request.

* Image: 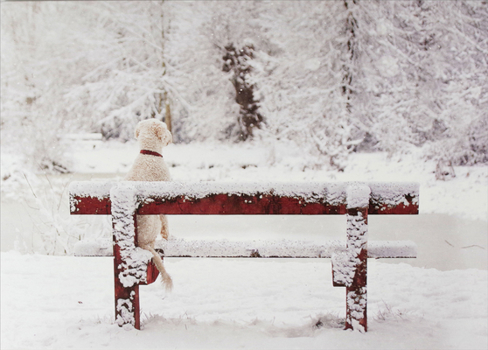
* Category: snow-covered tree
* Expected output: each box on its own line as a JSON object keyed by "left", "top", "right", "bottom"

{"left": 1, "top": 2, "right": 91, "bottom": 171}
{"left": 2, "top": 0, "right": 487, "bottom": 172}
{"left": 63, "top": 1, "right": 173, "bottom": 141}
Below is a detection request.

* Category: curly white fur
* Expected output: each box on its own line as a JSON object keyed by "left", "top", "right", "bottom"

{"left": 125, "top": 119, "right": 173, "bottom": 291}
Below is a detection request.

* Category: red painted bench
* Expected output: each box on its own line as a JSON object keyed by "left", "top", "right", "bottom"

{"left": 69, "top": 181, "right": 419, "bottom": 332}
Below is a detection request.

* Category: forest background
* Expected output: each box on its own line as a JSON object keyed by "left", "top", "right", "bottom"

{"left": 2, "top": 0, "right": 487, "bottom": 174}
{"left": 1, "top": 4, "right": 488, "bottom": 348}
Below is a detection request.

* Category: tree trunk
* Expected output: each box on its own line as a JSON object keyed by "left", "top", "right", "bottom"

{"left": 223, "top": 43, "right": 263, "bottom": 141}
{"left": 342, "top": 0, "right": 358, "bottom": 113}
{"left": 164, "top": 91, "right": 172, "bottom": 133}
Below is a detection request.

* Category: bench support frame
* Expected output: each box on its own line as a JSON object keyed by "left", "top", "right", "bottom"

{"left": 345, "top": 206, "right": 368, "bottom": 332}
{"left": 70, "top": 181, "right": 419, "bottom": 332}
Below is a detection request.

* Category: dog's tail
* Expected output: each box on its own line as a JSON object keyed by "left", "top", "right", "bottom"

{"left": 144, "top": 245, "right": 173, "bottom": 292}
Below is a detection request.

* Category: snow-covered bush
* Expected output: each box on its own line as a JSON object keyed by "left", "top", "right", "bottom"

{"left": 0, "top": 169, "right": 72, "bottom": 255}
{"left": 357, "top": 0, "right": 488, "bottom": 165}
{"left": 1, "top": 2, "right": 77, "bottom": 172}
{"left": 61, "top": 1, "right": 173, "bottom": 141}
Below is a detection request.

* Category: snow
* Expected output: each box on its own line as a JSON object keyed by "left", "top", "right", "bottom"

{"left": 346, "top": 288, "right": 368, "bottom": 333}
{"left": 346, "top": 184, "right": 371, "bottom": 209}
{"left": 74, "top": 238, "right": 417, "bottom": 259}
{"left": 367, "top": 240, "right": 417, "bottom": 259}
{"left": 2, "top": 0, "right": 487, "bottom": 345}
{"left": 110, "top": 184, "right": 153, "bottom": 289}
{"left": 69, "top": 181, "right": 113, "bottom": 201}
{"left": 343, "top": 202, "right": 369, "bottom": 332}
{"left": 369, "top": 182, "right": 419, "bottom": 208}
{"left": 74, "top": 239, "right": 112, "bottom": 257}
{"left": 69, "top": 180, "right": 418, "bottom": 209}
{"left": 332, "top": 250, "right": 359, "bottom": 287}
{"left": 347, "top": 211, "right": 368, "bottom": 253}
{"left": 110, "top": 183, "right": 137, "bottom": 253}
{"left": 117, "top": 247, "right": 153, "bottom": 289}
{"left": 157, "top": 237, "right": 345, "bottom": 259}
{"left": 1, "top": 140, "right": 487, "bottom": 348}
{"left": 1, "top": 252, "right": 487, "bottom": 349}
{"left": 116, "top": 298, "right": 135, "bottom": 328}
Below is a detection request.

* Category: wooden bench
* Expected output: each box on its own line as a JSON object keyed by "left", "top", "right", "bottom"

{"left": 69, "top": 181, "right": 419, "bottom": 332}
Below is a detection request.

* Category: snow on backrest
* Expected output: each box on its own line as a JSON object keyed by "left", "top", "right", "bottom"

{"left": 69, "top": 181, "right": 419, "bottom": 208}
{"left": 346, "top": 183, "right": 371, "bottom": 209}
{"left": 368, "top": 182, "right": 419, "bottom": 207}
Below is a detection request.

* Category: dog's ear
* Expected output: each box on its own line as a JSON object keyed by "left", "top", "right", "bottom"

{"left": 135, "top": 124, "right": 141, "bottom": 139}
{"left": 156, "top": 123, "right": 172, "bottom": 146}
{"left": 164, "top": 129, "right": 173, "bottom": 146}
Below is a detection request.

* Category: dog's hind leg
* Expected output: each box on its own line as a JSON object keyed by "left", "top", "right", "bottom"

{"left": 159, "top": 215, "right": 169, "bottom": 240}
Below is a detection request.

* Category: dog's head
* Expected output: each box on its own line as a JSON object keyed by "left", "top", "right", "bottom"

{"left": 135, "top": 119, "right": 172, "bottom": 149}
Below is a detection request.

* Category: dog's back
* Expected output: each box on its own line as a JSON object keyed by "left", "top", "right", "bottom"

{"left": 125, "top": 119, "right": 173, "bottom": 291}
{"left": 125, "top": 154, "right": 171, "bottom": 182}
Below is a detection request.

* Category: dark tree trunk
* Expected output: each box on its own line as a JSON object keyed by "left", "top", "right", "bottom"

{"left": 342, "top": 0, "right": 358, "bottom": 114}
{"left": 223, "top": 43, "right": 263, "bottom": 141}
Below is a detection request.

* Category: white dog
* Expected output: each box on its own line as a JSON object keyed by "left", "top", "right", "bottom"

{"left": 125, "top": 119, "right": 173, "bottom": 291}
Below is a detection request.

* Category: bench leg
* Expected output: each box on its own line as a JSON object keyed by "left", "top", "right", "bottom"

{"left": 114, "top": 227, "right": 141, "bottom": 330}
{"left": 114, "top": 250, "right": 141, "bottom": 329}
{"left": 345, "top": 206, "right": 368, "bottom": 332}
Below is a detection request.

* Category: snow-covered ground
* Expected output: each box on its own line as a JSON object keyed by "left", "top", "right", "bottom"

{"left": 1, "top": 140, "right": 487, "bottom": 349}
{"left": 2, "top": 252, "right": 487, "bottom": 349}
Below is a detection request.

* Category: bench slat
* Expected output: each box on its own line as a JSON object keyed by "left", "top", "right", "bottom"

{"left": 74, "top": 239, "right": 417, "bottom": 259}
{"left": 69, "top": 182, "right": 419, "bottom": 215}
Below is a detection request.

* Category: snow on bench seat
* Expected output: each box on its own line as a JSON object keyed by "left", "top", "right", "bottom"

{"left": 74, "top": 238, "right": 417, "bottom": 259}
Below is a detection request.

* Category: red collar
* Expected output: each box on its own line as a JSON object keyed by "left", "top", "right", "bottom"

{"left": 140, "top": 150, "right": 163, "bottom": 157}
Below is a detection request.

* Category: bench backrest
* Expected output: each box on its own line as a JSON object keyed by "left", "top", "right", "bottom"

{"left": 69, "top": 182, "right": 419, "bottom": 216}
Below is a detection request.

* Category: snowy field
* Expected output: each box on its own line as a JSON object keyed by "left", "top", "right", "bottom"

{"left": 1, "top": 140, "right": 487, "bottom": 349}
{"left": 2, "top": 253, "right": 486, "bottom": 350}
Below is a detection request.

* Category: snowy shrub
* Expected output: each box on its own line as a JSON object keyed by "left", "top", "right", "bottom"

{"left": 360, "top": 0, "right": 488, "bottom": 165}
{"left": 464, "top": 115, "right": 488, "bottom": 165}
{"left": 1, "top": 166, "right": 112, "bottom": 255}
{"left": 1, "top": 2, "right": 75, "bottom": 173}
{"left": 374, "top": 301, "right": 412, "bottom": 323}
{"left": 61, "top": 1, "right": 174, "bottom": 141}
{"left": 2, "top": 171, "right": 72, "bottom": 255}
